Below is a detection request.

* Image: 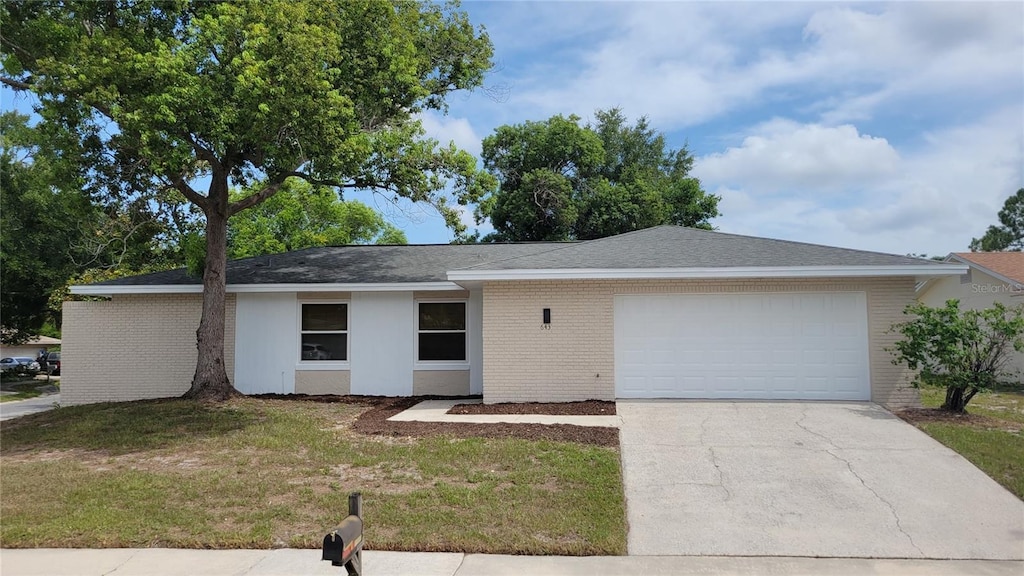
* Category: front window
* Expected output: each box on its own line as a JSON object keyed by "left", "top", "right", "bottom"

{"left": 300, "top": 303, "right": 347, "bottom": 361}
{"left": 418, "top": 302, "right": 466, "bottom": 361}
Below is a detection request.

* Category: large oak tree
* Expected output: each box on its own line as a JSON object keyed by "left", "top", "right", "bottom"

{"left": 1, "top": 0, "right": 494, "bottom": 400}
{"left": 476, "top": 108, "right": 720, "bottom": 241}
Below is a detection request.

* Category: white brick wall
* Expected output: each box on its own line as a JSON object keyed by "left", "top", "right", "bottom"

{"left": 481, "top": 278, "right": 919, "bottom": 408}
{"left": 62, "top": 294, "right": 236, "bottom": 405}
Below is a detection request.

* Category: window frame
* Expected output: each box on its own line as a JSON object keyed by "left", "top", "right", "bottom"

{"left": 297, "top": 300, "right": 350, "bottom": 370}
{"left": 415, "top": 299, "right": 469, "bottom": 368}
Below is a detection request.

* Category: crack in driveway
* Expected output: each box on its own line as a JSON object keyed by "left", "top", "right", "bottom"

{"left": 798, "top": 406, "right": 925, "bottom": 556}
{"left": 698, "top": 413, "right": 732, "bottom": 500}
{"left": 826, "top": 448, "right": 925, "bottom": 556}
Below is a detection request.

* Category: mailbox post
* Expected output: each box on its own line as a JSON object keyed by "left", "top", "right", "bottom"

{"left": 322, "top": 492, "right": 363, "bottom": 575}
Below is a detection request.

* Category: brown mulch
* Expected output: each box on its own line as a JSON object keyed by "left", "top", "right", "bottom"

{"left": 448, "top": 400, "right": 616, "bottom": 416}
{"left": 896, "top": 407, "right": 1022, "bottom": 432}
{"left": 250, "top": 394, "right": 619, "bottom": 447}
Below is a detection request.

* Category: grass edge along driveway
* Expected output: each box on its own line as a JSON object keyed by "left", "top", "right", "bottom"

{"left": 0, "top": 397, "right": 626, "bottom": 554}
{"left": 901, "top": 384, "right": 1024, "bottom": 500}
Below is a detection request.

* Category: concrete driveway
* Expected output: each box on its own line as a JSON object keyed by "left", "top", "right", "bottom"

{"left": 619, "top": 401, "right": 1024, "bottom": 559}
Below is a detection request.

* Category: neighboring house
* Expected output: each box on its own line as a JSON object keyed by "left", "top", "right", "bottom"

{"left": 64, "top": 226, "right": 964, "bottom": 407}
{"left": 917, "top": 251, "right": 1024, "bottom": 382}
{"left": 0, "top": 335, "right": 61, "bottom": 359}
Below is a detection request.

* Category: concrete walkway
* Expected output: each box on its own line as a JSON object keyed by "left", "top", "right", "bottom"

{"left": 387, "top": 399, "right": 622, "bottom": 427}
{"left": 1, "top": 549, "right": 1021, "bottom": 576}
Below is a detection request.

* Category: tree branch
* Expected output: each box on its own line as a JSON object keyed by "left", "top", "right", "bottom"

{"left": 227, "top": 181, "right": 285, "bottom": 216}
{"left": 0, "top": 76, "right": 33, "bottom": 91}
{"left": 181, "top": 133, "right": 223, "bottom": 172}
{"left": 170, "top": 176, "right": 208, "bottom": 209}
{"left": 279, "top": 171, "right": 355, "bottom": 189}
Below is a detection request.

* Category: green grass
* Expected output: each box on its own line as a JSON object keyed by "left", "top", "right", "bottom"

{"left": 913, "top": 384, "right": 1024, "bottom": 499}
{"left": 0, "top": 378, "right": 55, "bottom": 402}
{"left": 0, "top": 398, "right": 625, "bottom": 554}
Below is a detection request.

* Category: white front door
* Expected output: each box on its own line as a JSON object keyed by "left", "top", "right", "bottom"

{"left": 614, "top": 292, "right": 870, "bottom": 400}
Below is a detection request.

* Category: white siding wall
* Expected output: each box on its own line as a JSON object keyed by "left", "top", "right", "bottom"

{"left": 234, "top": 293, "right": 297, "bottom": 394}
{"left": 350, "top": 292, "right": 414, "bottom": 395}
{"left": 469, "top": 289, "right": 484, "bottom": 395}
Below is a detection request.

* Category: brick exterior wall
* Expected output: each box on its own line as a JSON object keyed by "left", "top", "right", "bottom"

{"left": 412, "top": 370, "right": 470, "bottom": 395}
{"left": 294, "top": 370, "right": 350, "bottom": 395}
{"left": 62, "top": 294, "right": 236, "bottom": 405}
{"left": 481, "top": 278, "right": 919, "bottom": 408}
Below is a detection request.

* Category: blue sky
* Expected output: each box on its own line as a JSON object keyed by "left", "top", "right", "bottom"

{"left": 380, "top": 0, "right": 1023, "bottom": 256}
{"left": 4, "top": 2, "right": 1022, "bottom": 257}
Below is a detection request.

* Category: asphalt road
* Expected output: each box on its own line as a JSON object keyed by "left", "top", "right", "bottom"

{"left": 0, "top": 393, "right": 60, "bottom": 421}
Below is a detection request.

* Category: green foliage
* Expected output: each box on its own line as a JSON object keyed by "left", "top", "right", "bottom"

{"left": 182, "top": 181, "right": 409, "bottom": 274}
{"left": 477, "top": 108, "right": 720, "bottom": 242}
{"left": 970, "top": 189, "right": 1024, "bottom": 251}
{"left": 228, "top": 180, "right": 407, "bottom": 258}
{"left": 888, "top": 300, "right": 1024, "bottom": 412}
{"left": 2, "top": 0, "right": 494, "bottom": 394}
{"left": 1, "top": 110, "right": 191, "bottom": 344}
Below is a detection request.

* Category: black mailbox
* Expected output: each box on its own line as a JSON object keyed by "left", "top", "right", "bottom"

{"left": 322, "top": 492, "right": 363, "bottom": 575}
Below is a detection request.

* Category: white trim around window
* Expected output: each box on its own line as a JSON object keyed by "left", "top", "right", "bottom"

{"left": 297, "top": 300, "right": 350, "bottom": 369}
{"left": 414, "top": 299, "right": 469, "bottom": 368}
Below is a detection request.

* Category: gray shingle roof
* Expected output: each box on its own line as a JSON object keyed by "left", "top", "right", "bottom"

{"left": 456, "top": 226, "right": 934, "bottom": 270}
{"left": 94, "top": 243, "right": 569, "bottom": 286}
{"left": 92, "top": 225, "right": 943, "bottom": 287}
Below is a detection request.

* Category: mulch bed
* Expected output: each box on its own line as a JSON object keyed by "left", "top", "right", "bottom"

{"left": 448, "top": 400, "right": 616, "bottom": 416}
{"left": 252, "top": 394, "right": 619, "bottom": 447}
{"left": 896, "top": 407, "right": 1022, "bottom": 432}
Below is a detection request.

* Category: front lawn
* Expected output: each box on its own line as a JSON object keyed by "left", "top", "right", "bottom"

{"left": 903, "top": 384, "right": 1024, "bottom": 500}
{"left": 0, "top": 398, "right": 625, "bottom": 554}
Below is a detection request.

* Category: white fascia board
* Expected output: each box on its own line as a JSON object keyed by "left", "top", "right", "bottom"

{"left": 70, "top": 284, "right": 202, "bottom": 296}
{"left": 446, "top": 265, "right": 970, "bottom": 282}
{"left": 70, "top": 281, "right": 464, "bottom": 296}
{"left": 229, "top": 282, "right": 464, "bottom": 293}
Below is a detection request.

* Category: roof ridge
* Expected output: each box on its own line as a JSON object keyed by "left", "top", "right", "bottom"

{"left": 457, "top": 240, "right": 584, "bottom": 270}
{"left": 680, "top": 227, "right": 931, "bottom": 263}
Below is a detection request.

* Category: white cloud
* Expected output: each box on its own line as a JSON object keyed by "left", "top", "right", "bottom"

{"left": 703, "top": 107, "right": 1024, "bottom": 256}
{"left": 477, "top": 2, "right": 1022, "bottom": 130}
{"left": 418, "top": 111, "right": 483, "bottom": 157}
{"left": 695, "top": 120, "right": 900, "bottom": 193}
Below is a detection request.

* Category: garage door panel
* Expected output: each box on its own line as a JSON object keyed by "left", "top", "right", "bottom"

{"left": 615, "top": 292, "right": 870, "bottom": 400}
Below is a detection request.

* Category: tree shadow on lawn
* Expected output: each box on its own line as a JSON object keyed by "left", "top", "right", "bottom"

{"left": 0, "top": 399, "right": 256, "bottom": 455}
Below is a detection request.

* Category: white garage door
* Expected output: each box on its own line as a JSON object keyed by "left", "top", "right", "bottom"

{"left": 614, "top": 292, "right": 870, "bottom": 400}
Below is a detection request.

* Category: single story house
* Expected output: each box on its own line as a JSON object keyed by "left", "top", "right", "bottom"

{"left": 64, "top": 226, "right": 965, "bottom": 407}
{"left": 0, "top": 335, "right": 61, "bottom": 359}
{"left": 917, "top": 251, "right": 1024, "bottom": 382}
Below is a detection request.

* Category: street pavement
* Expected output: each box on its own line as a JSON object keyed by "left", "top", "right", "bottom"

{"left": 0, "top": 392, "right": 60, "bottom": 421}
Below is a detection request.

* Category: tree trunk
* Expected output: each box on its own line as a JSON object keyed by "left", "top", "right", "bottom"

{"left": 940, "top": 386, "right": 974, "bottom": 413}
{"left": 182, "top": 179, "right": 238, "bottom": 402}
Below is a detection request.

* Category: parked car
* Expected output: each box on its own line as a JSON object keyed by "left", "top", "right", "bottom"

{"left": 0, "top": 357, "right": 41, "bottom": 373}
{"left": 45, "top": 352, "right": 61, "bottom": 376}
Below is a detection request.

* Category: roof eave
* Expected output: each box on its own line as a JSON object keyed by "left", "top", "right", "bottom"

{"left": 446, "top": 265, "right": 970, "bottom": 282}
{"left": 69, "top": 281, "right": 466, "bottom": 297}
